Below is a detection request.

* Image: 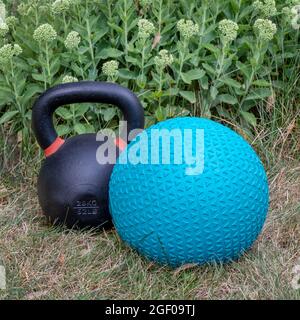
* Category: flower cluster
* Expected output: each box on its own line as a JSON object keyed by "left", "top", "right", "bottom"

{"left": 102, "top": 60, "right": 119, "bottom": 78}
{"left": 0, "top": 22, "right": 8, "bottom": 37}
{"left": 282, "top": 2, "right": 300, "bottom": 26}
{"left": 253, "top": 0, "right": 277, "bottom": 17}
{"left": 218, "top": 19, "right": 239, "bottom": 44}
{"left": 154, "top": 50, "right": 174, "bottom": 69}
{"left": 177, "top": 19, "right": 199, "bottom": 40}
{"left": 291, "top": 5, "right": 300, "bottom": 29}
{"left": 65, "top": 31, "right": 81, "bottom": 50}
{"left": 33, "top": 24, "right": 57, "bottom": 43}
{"left": 138, "top": 19, "right": 155, "bottom": 39}
{"left": 39, "top": 5, "right": 51, "bottom": 15}
{"left": 52, "top": 0, "right": 71, "bottom": 15}
{"left": 254, "top": 19, "right": 277, "bottom": 41}
{"left": 17, "top": 3, "right": 30, "bottom": 16}
{"left": 5, "top": 16, "right": 18, "bottom": 29}
{"left": 14, "top": 44, "right": 22, "bottom": 56}
{"left": 62, "top": 75, "right": 79, "bottom": 83}
{"left": 282, "top": 6, "right": 292, "bottom": 19}
{"left": 0, "top": 44, "right": 22, "bottom": 65}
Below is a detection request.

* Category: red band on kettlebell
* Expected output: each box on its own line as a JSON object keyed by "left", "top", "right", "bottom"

{"left": 114, "top": 138, "right": 127, "bottom": 151}
{"left": 44, "top": 137, "right": 65, "bottom": 157}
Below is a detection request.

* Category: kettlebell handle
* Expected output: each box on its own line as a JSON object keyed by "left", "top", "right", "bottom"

{"left": 32, "top": 81, "right": 144, "bottom": 151}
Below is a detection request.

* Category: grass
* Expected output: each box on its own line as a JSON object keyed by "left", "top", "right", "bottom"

{"left": 0, "top": 154, "right": 299, "bottom": 300}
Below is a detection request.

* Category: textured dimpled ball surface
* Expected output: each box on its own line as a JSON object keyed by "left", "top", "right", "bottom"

{"left": 109, "top": 118, "right": 269, "bottom": 267}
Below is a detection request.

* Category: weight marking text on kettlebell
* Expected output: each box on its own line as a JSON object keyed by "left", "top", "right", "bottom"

{"left": 73, "top": 200, "right": 100, "bottom": 216}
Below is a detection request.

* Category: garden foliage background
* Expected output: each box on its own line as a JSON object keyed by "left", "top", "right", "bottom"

{"left": 0, "top": 0, "right": 299, "bottom": 163}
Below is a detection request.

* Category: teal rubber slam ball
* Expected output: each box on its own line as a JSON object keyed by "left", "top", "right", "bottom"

{"left": 109, "top": 118, "right": 269, "bottom": 267}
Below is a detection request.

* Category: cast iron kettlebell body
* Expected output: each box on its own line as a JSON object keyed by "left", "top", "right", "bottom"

{"left": 32, "top": 82, "right": 144, "bottom": 229}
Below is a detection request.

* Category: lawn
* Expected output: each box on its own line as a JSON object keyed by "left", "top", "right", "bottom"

{"left": 0, "top": 159, "right": 299, "bottom": 300}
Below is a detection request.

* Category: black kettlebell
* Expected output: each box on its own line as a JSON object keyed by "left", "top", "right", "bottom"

{"left": 32, "top": 81, "right": 144, "bottom": 229}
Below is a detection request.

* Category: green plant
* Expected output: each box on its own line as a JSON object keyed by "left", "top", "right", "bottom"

{"left": 0, "top": 0, "right": 299, "bottom": 157}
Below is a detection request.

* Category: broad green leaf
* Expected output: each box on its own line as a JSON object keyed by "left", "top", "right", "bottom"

{"left": 162, "top": 88, "right": 180, "bottom": 97}
{"left": 242, "top": 100, "right": 257, "bottom": 112}
{"left": 0, "top": 111, "right": 19, "bottom": 124}
{"left": 137, "top": 74, "right": 147, "bottom": 89}
{"left": 128, "top": 18, "right": 139, "bottom": 32}
{"left": 74, "top": 123, "right": 86, "bottom": 135}
{"left": 118, "top": 69, "right": 137, "bottom": 80}
{"left": 50, "top": 57, "right": 61, "bottom": 76}
{"left": 181, "top": 68, "right": 206, "bottom": 84}
{"left": 0, "top": 91, "right": 13, "bottom": 106}
{"left": 125, "top": 55, "right": 140, "bottom": 67}
{"left": 102, "top": 108, "right": 116, "bottom": 122}
{"left": 56, "top": 107, "right": 73, "bottom": 120}
{"left": 83, "top": 124, "right": 95, "bottom": 134}
{"left": 155, "top": 107, "right": 167, "bottom": 122}
{"left": 97, "top": 48, "right": 123, "bottom": 60}
{"left": 23, "top": 85, "right": 43, "bottom": 105}
{"left": 179, "top": 91, "right": 196, "bottom": 104}
{"left": 70, "top": 62, "right": 85, "bottom": 77}
{"left": 219, "top": 77, "right": 242, "bottom": 89}
{"left": 236, "top": 61, "right": 251, "bottom": 79}
{"left": 162, "top": 21, "right": 177, "bottom": 35}
{"left": 57, "top": 124, "right": 71, "bottom": 136}
{"left": 76, "top": 104, "right": 90, "bottom": 116}
{"left": 230, "top": 0, "right": 240, "bottom": 13}
{"left": 202, "top": 63, "right": 216, "bottom": 75}
{"left": 107, "top": 22, "right": 123, "bottom": 34}
{"left": 94, "top": 28, "right": 109, "bottom": 42}
{"left": 252, "top": 80, "right": 271, "bottom": 87}
{"left": 245, "top": 88, "right": 272, "bottom": 101}
{"left": 203, "top": 44, "right": 221, "bottom": 55}
{"left": 78, "top": 47, "right": 90, "bottom": 55}
{"left": 210, "top": 86, "right": 218, "bottom": 100}
{"left": 218, "top": 94, "right": 238, "bottom": 105}
{"left": 32, "top": 74, "right": 45, "bottom": 82}
{"left": 241, "top": 111, "right": 257, "bottom": 127}
{"left": 199, "top": 76, "right": 209, "bottom": 90}
{"left": 88, "top": 68, "right": 98, "bottom": 81}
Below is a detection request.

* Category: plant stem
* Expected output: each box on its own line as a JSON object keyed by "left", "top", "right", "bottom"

{"left": 35, "top": 8, "right": 39, "bottom": 26}
{"left": 45, "top": 43, "right": 51, "bottom": 87}
{"left": 176, "top": 40, "right": 187, "bottom": 89}
{"left": 107, "top": 0, "right": 115, "bottom": 44}
{"left": 9, "top": 60, "right": 25, "bottom": 129}
{"left": 158, "top": 0, "right": 163, "bottom": 35}
{"left": 124, "top": 0, "right": 129, "bottom": 57}
{"left": 86, "top": 19, "right": 97, "bottom": 74}
{"left": 141, "top": 43, "right": 146, "bottom": 79}
{"left": 77, "top": 51, "right": 85, "bottom": 79}
{"left": 235, "top": 0, "right": 242, "bottom": 22}
{"left": 72, "top": 104, "right": 76, "bottom": 130}
{"left": 213, "top": 2, "right": 219, "bottom": 24}
{"left": 159, "top": 69, "right": 163, "bottom": 108}
{"left": 63, "top": 13, "right": 67, "bottom": 34}
{"left": 240, "top": 41, "right": 262, "bottom": 107}
{"left": 199, "top": 3, "right": 207, "bottom": 49}
{"left": 216, "top": 44, "right": 227, "bottom": 79}
{"left": 173, "top": 40, "right": 188, "bottom": 106}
